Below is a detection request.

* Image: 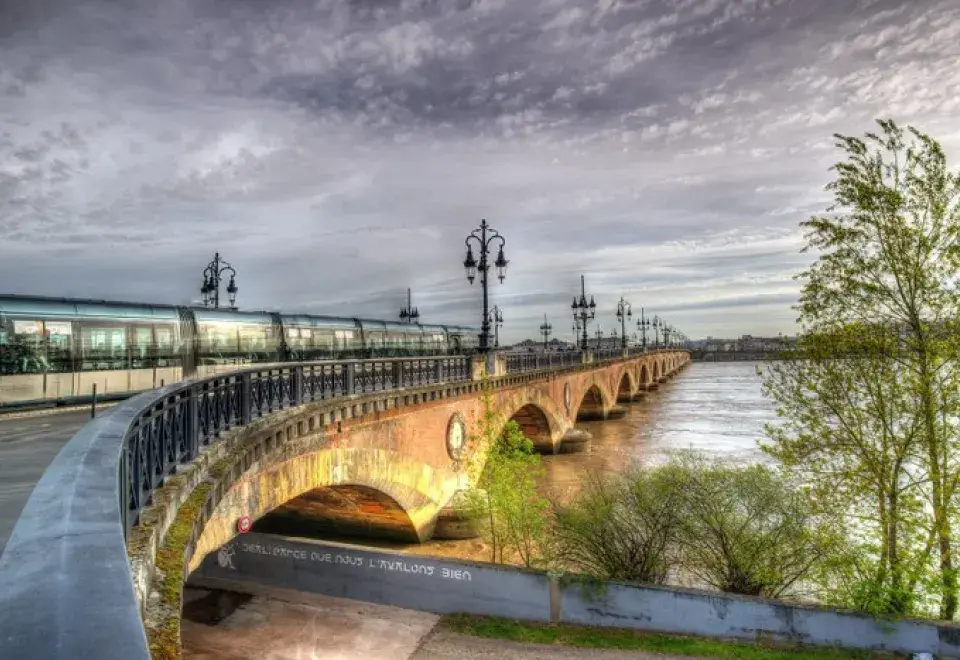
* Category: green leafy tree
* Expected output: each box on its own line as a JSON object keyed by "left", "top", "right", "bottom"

{"left": 762, "top": 119, "right": 960, "bottom": 617}
{"left": 460, "top": 379, "right": 551, "bottom": 568}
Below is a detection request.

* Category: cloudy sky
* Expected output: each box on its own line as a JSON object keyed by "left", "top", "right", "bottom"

{"left": 1, "top": 0, "right": 958, "bottom": 343}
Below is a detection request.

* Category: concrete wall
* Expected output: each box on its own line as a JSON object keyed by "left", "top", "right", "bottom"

{"left": 190, "top": 533, "right": 960, "bottom": 658}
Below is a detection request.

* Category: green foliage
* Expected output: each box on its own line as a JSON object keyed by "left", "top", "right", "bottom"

{"left": 442, "top": 614, "right": 897, "bottom": 659}
{"left": 663, "top": 452, "right": 837, "bottom": 599}
{"left": 460, "top": 378, "right": 552, "bottom": 568}
{"left": 551, "top": 464, "right": 683, "bottom": 584}
{"left": 760, "top": 118, "right": 960, "bottom": 619}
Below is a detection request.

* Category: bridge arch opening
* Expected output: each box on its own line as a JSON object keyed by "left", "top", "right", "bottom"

{"left": 653, "top": 362, "right": 660, "bottom": 382}
{"left": 188, "top": 447, "right": 458, "bottom": 572}
{"left": 255, "top": 484, "right": 420, "bottom": 543}
{"left": 639, "top": 364, "right": 650, "bottom": 387}
{"left": 661, "top": 360, "right": 666, "bottom": 378}
{"left": 506, "top": 403, "right": 554, "bottom": 452}
{"left": 617, "top": 372, "right": 634, "bottom": 403}
{"left": 576, "top": 384, "right": 606, "bottom": 422}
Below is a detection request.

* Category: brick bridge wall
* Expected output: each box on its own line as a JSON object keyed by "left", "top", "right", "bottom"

{"left": 179, "top": 350, "right": 690, "bottom": 574}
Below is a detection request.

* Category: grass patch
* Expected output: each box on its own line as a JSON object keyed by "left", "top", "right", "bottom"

{"left": 441, "top": 614, "right": 906, "bottom": 659}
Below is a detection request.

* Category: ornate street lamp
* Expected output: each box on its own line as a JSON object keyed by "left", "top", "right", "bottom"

{"left": 595, "top": 326, "right": 604, "bottom": 350}
{"left": 540, "top": 314, "right": 553, "bottom": 349}
{"left": 636, "top": 307, "right": 650, "bottom": 351}
{"left": 399, "top": 288, "right": 420, "bottom": 324}
{"left": 200, "top": 252, "right": 238, "bottom": 309}
{"left": 663, "top": 324, "right": 672, "bottom": 347}
{"left": 652, "top": 315, "right": 662, "bottom": 349}
{"left": 488, "top": 305, "right": 504, "bottom": 348}
{"left": 571, "top": 275, "right": 597, "bottom": 350}
{"left": 615, "top": 297, "right": 632, "bottom": 351}
{"left": 463, "top": 219, "right": 508, "bottom": 352}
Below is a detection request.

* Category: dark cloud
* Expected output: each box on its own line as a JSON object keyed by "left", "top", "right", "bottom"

{"left": 0, "top": 0, "right": 958, "bottom": 342}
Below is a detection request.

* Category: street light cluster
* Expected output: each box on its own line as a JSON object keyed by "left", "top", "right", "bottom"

{"left": 568, "top": 278, "right": 687, "bottom": 352}
{"left": 459, "top": 219, "right": 686, "bottom": 353}
{"left": 199, "top": 252, "right": 238, "bottom": 309}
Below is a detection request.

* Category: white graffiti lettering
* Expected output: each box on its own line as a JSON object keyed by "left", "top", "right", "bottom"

{"left": 236, "top": 542, "right": 474, "bottom": 583}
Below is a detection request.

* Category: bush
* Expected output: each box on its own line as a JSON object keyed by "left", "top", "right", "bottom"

{"left": 664, "top": 452, "right": 832, "bottom": 598}
{"left": 551, "top": 465, "right": 685, "bottom": 584}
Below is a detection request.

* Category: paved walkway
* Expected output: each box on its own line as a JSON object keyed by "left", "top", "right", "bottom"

{"left": 181, "top": 586, "right": 439, "bottom": 659}
{"left": 0, "top": 410, "right": 93, "bottom": 556}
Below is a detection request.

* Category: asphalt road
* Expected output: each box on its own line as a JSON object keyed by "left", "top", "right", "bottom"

{"left": 0, "top": 410, "right": 93, "bottom": 557}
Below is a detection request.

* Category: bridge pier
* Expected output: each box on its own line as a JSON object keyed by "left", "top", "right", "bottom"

{"left": 557, "top": 428, "right": 591, "bottom": 454}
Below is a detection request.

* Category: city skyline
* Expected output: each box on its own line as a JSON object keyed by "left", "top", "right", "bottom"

{"left": 2, "top": 0, "right": 959, "bottom": 343}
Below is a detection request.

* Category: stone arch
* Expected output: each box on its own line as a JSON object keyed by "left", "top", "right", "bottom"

{"left": 661, "top": 359, "right": 667, "bottom": 379}
{"left": 653, "top": 361, "right": 660, "bottom": 381}
{"left": 189, "top": 447, "right": 457, "bottom": 573}
{"left": 576, "top": 383, "right": 610, "bottom": 421}
{"left": 616, "top": 370, "right": 635, "bottom": 403}
{"left": 505, "top": 402, "right": 557, "bottom": 453}
{"left": 639, "top": 363, "right": 650, "bottom": 387}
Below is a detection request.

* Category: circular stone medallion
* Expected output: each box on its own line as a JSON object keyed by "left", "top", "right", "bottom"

{"left": 446, "top": 412, "right": 468, "bottom": 461}
{"left": 564, "top": 383, "right": 572, "bottom": 415}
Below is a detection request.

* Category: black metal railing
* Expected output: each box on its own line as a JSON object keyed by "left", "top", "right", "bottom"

{"left": 119, "top": 357, "right": 470, "bottom": 534}
{"left": 505, "top": 347, "right": 676, "bottom": 374}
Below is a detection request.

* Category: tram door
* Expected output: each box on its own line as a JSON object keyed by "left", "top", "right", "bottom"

{"left": 178, "top": 309, "right": 199, "bottom": 378}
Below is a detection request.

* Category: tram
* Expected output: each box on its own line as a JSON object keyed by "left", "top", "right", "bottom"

{"left": 0, "top": 294, "right": 479, "bottom": 407}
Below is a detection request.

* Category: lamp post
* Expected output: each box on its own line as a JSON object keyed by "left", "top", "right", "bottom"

{"left": 463, "top": 219, "right": 508, "bottom": 353}
{"left": 572, "top": 319, "right": 580, "bottom": 348}
{"left": 399, "top": 288, "right": 420, "bottom": 324}
{"left": 571, "top": 275, "right": 597, "bottom": 350}
{"left": 200, "top": 252, "right": 238, "bottom": 309}
{"left": 663, "top": 324, "right": 672, "bottom": 348}
{"left": 540, "top": 314, "right": 553, "bottom": 349}
{"left": 595, "top": 326, "right": 603, "bottom": 350}
{"left": 487, "top": 305, "right": 504, "bottom": 348}
{"left": 636, "top": 307, "right": 649, "bottom": 351}
{"left": 615, "top": 297, "right": 632, "bottom": 351}
{"left": 652, "top": 315, "right": 662, "bottom": 349}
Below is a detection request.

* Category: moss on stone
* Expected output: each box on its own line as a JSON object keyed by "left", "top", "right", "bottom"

{"left": 145, "top": 481, "right": 212, "bottom": 660}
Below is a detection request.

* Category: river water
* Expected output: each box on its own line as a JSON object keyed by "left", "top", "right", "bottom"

{"left": 540, "top": 360, "right": 777, "bottom": 500}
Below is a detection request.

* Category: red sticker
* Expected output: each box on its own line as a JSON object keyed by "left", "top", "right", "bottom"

{"left": 236, "top": 515, "right": 252, "bottom": 534}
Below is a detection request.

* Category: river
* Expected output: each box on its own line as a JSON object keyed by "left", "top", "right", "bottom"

{"left": 540, "top": 359, "right": 777, "bottom": 499}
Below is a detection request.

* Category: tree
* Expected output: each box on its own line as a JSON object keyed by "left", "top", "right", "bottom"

{"left": 460, "top": 379, "right": 552, "bottom": 568}
{"left": 762, "top": 119, "right": 960, "bottom": 617}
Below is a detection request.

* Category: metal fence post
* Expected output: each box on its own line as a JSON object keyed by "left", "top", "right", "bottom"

{"left": 344, "top": 363, "right": 356, "bottom": 395}
{"left": 391, "top": 360, "right": 403, "bottom": 389}
{"left": 240, "top": 373, "right": 252, "bottom": 424}
{"left": 186, "top": 385, "right": 199, "bottom": 460}
{"left": 291, "top": 366, "right": 303, "bottom": 406}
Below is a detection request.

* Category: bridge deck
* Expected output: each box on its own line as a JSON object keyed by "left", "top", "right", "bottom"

{"left": 0, "top": 411, "right": 91, "bottom": 556}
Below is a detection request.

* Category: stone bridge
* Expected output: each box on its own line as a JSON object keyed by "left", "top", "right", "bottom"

{"left": 0, "top": 349, "right": 689, "bottom": 660}
{"left": 186, "top": 350, "right": 688, "bottom": 570}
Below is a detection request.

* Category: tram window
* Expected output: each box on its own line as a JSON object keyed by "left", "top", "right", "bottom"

{"left": 0, "top": 319, "right": 46, "bottom": 374}
{"left": 155, "top": 326, "right": 179, "bottom": 367}
{"left": 131, "top": 326, "right": 154, "bottom": 369}
{"left": 80, "top": 325, "right": 128, "bottom": 371}
{"left": 238, "top": 325, "right": 268, "bottom": 353}
{"left": 200, "top": 323, "right": 238, "bottom": 353}
{"left": 45, "top": 321, "right": 73, "bottom": 373}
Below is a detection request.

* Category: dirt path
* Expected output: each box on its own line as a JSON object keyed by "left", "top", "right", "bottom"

{"left": 410, "top": 628, "right": 699, "bottom": 660}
